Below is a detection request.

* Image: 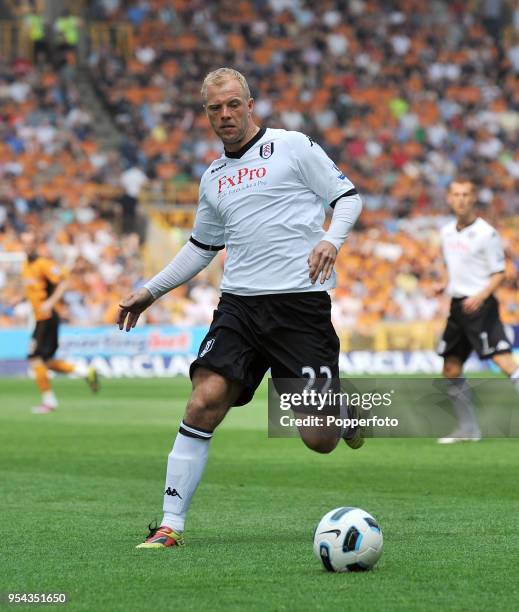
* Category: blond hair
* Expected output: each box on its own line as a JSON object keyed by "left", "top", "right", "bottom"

{"left": 201, "top": 68, "right": 251, "bottom": 102}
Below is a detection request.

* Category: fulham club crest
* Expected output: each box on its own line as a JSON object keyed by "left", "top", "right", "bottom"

{"left": 260, "top": 142, "right": 274, "bottom": 159}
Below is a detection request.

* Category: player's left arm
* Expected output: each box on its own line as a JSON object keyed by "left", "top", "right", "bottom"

{"left": 291, "top": 133, "right": 362, "bottom": 284}
{"left": 463, "top": 230, "right": 506, "bottom": 313}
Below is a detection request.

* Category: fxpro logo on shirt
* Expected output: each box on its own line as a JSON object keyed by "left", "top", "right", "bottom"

{"left": 217, "top": 166, "right": 268, "bottom": 197}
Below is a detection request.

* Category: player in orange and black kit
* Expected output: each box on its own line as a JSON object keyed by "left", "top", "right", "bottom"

{"left": 21, "top": 232, "right": 99, "bottom": 413}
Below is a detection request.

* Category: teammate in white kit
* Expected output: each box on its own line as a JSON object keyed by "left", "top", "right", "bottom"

{"left": 437, "top": 177, "right": 519, "bottom": 443}
{"left": 116, "top": 68, "right": 363, "bottom": 548}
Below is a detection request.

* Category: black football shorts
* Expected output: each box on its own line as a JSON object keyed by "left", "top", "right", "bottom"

{"left": 438, "top": 295, "right": 512, "bottom": 363}
{"left": 28, "top": 311, "right": 60, "bottom": 360}
{"left": 190, "top": 292, "right": 340, "bottom": 406}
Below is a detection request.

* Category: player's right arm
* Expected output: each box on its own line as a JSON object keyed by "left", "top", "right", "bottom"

{"left": 117, "top": 178, "right": 225, "bottom": 331}
{"left": 433, "top": 225, "right": 449, "bottom": 295}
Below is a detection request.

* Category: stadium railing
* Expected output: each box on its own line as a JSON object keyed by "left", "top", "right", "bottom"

{"left": 88, "top": 23, "right": 133, "bottom": 59}
{"left": 0, "top": 20, "right": 30, "bottom": 59}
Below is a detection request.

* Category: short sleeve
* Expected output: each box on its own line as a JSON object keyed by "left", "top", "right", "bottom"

{"left": 486, "top": 229, "right": 505, "bottom": 273}
{"left": 190, "top": 178, "right": 225, "bottom": 251}
{"left": 289, "top": 131, "right": 356, "bottom": 207}
{"left": 42, "top": 259, "right": 66, "bottom": 284}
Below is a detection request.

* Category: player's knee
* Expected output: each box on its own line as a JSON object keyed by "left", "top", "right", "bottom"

{"left": 185, "top": 392, "right": 226, "bottom": 426}
{"left": 184, "top": 377, "right": 234, "bottom": 429}
{"left": 491, "top": 352, "right": 516, "bottom": 376}
{"left": 187, "top": 368, "right": 241, "bottom": 425}
{"left": 300, "top": 434, "right": 338, "bottom": 454}
{"left": 443, "top": 361, "right": 462, "bottom": 379}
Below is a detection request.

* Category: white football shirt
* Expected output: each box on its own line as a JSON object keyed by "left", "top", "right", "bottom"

{"left": 440, "top": 217, "right": 505, "bottom": 297}
{"left": 190, "top": 127, "right": 357, "bottom": 295}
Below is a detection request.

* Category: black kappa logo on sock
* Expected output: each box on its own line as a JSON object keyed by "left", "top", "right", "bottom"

{"left": 164, "top": 487, "right": 183, "bottom": 499}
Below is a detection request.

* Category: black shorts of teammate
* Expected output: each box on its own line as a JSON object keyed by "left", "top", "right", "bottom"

{"left": 190, "top": 292, "right": 340, "bottom": 407}
{"left": 438, "top": 295, "right": 512, "bottom": 363}
{"left": 28, "top": 311, "right": 60, "bottom": 360}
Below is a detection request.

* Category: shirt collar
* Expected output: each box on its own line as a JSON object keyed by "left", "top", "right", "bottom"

{"left": 224, "top": 127, "right": 266, "bottom": 159}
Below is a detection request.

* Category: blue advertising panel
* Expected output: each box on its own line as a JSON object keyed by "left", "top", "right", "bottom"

{"left": 0, "top": 325, "right": 208, "bottom": 360}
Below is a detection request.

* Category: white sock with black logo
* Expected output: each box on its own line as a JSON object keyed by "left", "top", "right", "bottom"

{"left": 161, "top": 421, "right": 212, "bottom": 533}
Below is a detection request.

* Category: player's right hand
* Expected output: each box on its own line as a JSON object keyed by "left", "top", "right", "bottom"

{"left": 117, "top": 288, "right": 155, "bottom": 332}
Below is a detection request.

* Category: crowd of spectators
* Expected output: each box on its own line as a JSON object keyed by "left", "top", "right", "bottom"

{"left": 0, "top": 56, "right": 127, "bottom": 230}
{"left": 0, "top": 53, "right": 144, "bottom": 327}
{"left": 88, "top": 0, "right": 519, "bottom": 218}
{"left": 1, "top": 0, "right": 519, "bottom": 334}
{"left": 0, "top": 219, "right": 143, "bottom": 328}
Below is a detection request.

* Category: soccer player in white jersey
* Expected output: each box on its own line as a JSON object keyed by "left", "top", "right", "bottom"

{"left": 437, "top": 177, "right": 519, "bottom": 443}
{"left": 116, "top": 68, "right": 363, "bottom": 548}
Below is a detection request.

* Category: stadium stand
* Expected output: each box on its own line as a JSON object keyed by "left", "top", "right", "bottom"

{"left": 1, "top": 0, "right": 519, "bottom": 343}
{"left": 87, "top": 0, "right": 519, "bottom": 208}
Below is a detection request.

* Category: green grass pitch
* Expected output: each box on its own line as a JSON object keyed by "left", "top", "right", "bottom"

{"left": 1, "top": 376, "right": 519, "bottom": 611}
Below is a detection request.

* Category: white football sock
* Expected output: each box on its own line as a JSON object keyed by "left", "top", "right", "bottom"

{"left": 446, "top": 378, "right": 479, "bottom": 433}
{"left": 161, "top": 421, "right": 212, "bottom": 532}
{"left": 42, "top": 390, "right": 58, "bottom": 408}
{"left": 74, "top": 362, "right": 89, "bottom": 377}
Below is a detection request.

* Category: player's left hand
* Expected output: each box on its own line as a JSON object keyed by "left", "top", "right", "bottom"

{"left": 308, "top": 241, "right": 337, "bottom": 285}
{"left": 463, "top": 294, "right": 485, "bottom": 314}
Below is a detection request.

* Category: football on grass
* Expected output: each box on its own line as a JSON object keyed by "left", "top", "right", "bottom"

{"left": 313, "top": 507, "right": 383, "bottom": 572}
